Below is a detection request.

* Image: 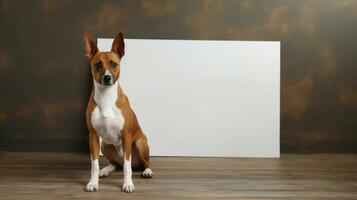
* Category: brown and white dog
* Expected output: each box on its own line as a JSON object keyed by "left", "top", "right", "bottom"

{"left": 83, "top": 32, "right": 153, "bottom": 193}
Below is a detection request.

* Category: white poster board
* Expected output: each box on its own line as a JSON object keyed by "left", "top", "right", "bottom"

{"left": 98, "top": 38, "right": 280, "bottom": 158}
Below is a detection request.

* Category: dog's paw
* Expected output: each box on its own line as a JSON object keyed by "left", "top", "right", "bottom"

{"left": 99, "top": 170, "right": 109, "bottom": 178}
{"left": 142, "top": 168, "right": 153, "bottom": 178}
{"left": 84, "top": 181, "right": 99, "bottom": 192}
{"left": 99, "top": 164, "right": 116, "bottom": 178}
{"left": 122, "top": 182, "right": 135, "bottom": 193}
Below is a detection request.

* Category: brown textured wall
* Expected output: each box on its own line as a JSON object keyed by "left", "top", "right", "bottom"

{"left": 0, "top": 0, "right": 356, "bottom": 153}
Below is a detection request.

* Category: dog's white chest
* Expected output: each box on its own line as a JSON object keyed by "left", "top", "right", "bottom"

{"left": 91, "top": 81, "right": 124, "bottom": 145}
{"left": 91, "top": 106, "right": 124, "bottom": 144}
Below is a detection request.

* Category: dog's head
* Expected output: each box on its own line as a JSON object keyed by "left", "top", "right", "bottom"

{"left": 83, "top": 32, "right": 125, "bottom": 87}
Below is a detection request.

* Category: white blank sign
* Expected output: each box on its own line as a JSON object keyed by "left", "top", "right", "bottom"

{"left": 98, "top": 38, "right": 280, "bottom": 158}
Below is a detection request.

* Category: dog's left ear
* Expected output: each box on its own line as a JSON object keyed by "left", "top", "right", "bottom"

{"left": 111, "top": 32, "right": 125, "bottom": 58}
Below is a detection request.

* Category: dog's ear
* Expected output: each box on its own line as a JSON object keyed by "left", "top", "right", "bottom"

{"left": 83, "top": 32, "right": 98, "bottom": 60}
{"left": 111, "top": 32, "right": 125, "bottom": 58}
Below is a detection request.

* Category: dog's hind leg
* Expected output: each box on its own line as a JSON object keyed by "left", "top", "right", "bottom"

{"left": 135, "top": 134, "right": 153, "bottom": 178}
{"left": 99, "top": 164, "right": 116, "bottom": 178}
{"left": 100, "top": 142, "right": 121, "bottom": 177}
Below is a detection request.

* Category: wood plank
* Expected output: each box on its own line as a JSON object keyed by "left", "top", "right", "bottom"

{"left": 0, "top": 152, "right": 356, "bottom": 199}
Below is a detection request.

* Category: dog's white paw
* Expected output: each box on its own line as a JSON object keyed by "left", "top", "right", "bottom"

{"left": 99, "top": 164, "right": 116, "bottom": 178}
{"left": 122, "top": 182, "right": 135, "bottom": 193}
{"left": 142, "top": 168, "right": 153, "bottom": 178}
{"left": 85, "top": 181, "right": 99, "bottom": 192}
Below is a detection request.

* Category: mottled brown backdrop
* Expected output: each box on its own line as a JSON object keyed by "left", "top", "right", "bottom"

{"left": 0, "top": 0, "right": 356, "bottom": 153}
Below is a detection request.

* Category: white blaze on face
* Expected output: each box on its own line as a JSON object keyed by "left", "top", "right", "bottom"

{"left": 104, "top": 69, "right": 111, "bottom": 76}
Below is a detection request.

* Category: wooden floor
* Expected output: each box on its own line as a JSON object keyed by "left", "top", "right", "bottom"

{"left": 0, "top": 152, "right": 356, "bottom": 199}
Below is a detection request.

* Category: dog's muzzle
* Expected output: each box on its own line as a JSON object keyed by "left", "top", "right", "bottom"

{"left": 103, "top": 75, "right": 111, "bottom": 84}
{"left": 102, "top": 74, "right": 113, "bottom": 86}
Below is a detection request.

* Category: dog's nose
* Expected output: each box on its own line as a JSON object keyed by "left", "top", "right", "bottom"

{"left": 103, "top": 75, "right": 112, "bottom": 84}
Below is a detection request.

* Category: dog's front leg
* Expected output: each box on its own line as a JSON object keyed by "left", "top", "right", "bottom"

{"left": 121, "top": 131, "right": 135, "bottom": 193}
{"left": 85, "top": 131, "right": 100, "bottom": 192}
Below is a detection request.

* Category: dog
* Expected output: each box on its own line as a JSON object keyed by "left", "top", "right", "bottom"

{"left": 83, "top": 32, "right": 153, "bottom": 193}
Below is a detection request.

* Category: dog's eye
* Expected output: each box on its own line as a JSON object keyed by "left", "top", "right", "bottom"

{"left": 95, "top": 62, "right": 102, "bottom": 70}
{"left": 110, "top": 61, "right": 117, "bottom": 68}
